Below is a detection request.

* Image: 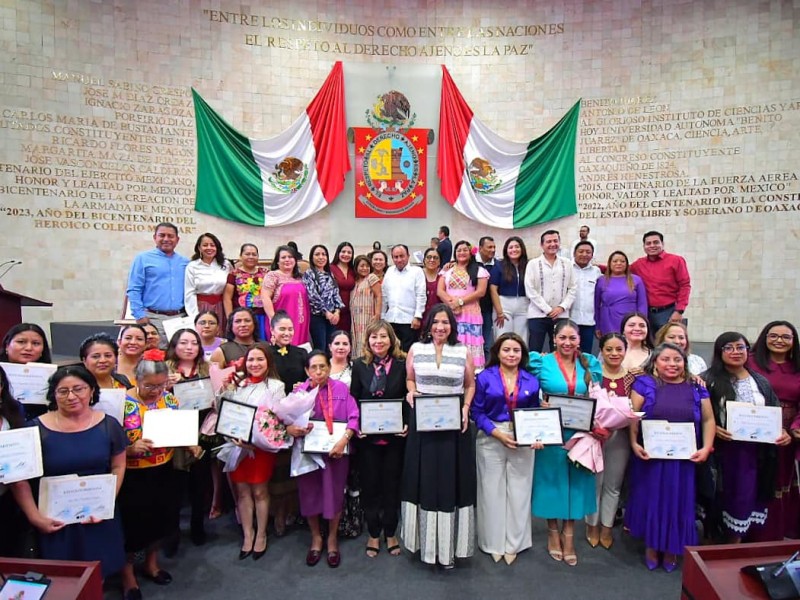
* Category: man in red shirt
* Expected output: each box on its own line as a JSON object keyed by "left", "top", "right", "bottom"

{"left": 630, "top": 231, "right": 691, "bottom": 333}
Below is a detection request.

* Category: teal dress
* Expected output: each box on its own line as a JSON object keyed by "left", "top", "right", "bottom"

{"left": 528, "top": 351, "right": 602, "bottom": 519}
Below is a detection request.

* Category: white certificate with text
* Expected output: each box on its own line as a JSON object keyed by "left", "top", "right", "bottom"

{"left": 547, "top": 394, "right": 596, "bottom": 432}
{"left": 174, "top": 378, "right": 215, "bottom": 411}
{"left": 642, "top": 420, "right": 697, "bottom": 460}
{"left": 415, "top": 395, "right": 461, "bottom": 432}
{"left": 727, "top": 402, "right": 782, "bottom": 444}
{"left": 302, "top": 420, "right": 348, "bottom": 454}
{"left": 162, "top": 315, "right": 195, "bottom": 343}
{"left": 38, "top": 473, "right": 117, "bottom": 524}
{"left": 142, "top": 409, "right": 199, "bottom": 447}
{"left": 1, "top": 362, "right": 57, "bottom": 405}
{"left": 92, "top": 389, "right": 126, "bottom": 425}
{"left": 0, "top": 427, "right": 44, "bottom": 484}
{"left": 360, "top": 399, "right": 404, "bottom": 435}
{"left": 513, "top": 408, "right": 564, "bottom": 446}
{"left": 215, "top": 398, "right": 256, "bottom": 442}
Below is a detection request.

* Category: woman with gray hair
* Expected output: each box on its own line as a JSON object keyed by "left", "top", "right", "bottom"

{"left": 117, "top": 350, "right": 200, "bottom": 600}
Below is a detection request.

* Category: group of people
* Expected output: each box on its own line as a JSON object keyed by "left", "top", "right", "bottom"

{"left": 0, "top": 221, "right": 799, "bottom": 596}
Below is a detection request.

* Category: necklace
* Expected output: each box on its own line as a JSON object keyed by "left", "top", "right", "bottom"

{"left": 602, "top": 368, "right": 624, "bottom": 390}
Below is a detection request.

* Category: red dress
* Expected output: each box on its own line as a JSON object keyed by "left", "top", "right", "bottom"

{"left": 229, "top": 379, "right": 282, "bottom": 485}
{"left": 330, "top": 263, "right": 356, "bottom": 333}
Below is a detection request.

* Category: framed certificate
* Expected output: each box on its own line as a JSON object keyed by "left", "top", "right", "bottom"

{"left": 92, "top": 388, "right": 126, "bottom": 425}
{"left": 513, "top": 408, "right": 564, "bottom": 446}
{"left": 0, "top": 426, "right": 44, "bottom": 484}
{"left": 727, "top": 402, "right": 782, "bottom": 444}
{"left": 142, "top": 408, "right": 199, "bottom": 447}
{"left": 0, "top": 361, "right": 57, "bottom": 405}
{"left": 174, "top": 378, "right": 215, "bottom": 411}
{"left": 547, "top": 394, "right": 596, "bottom": 432}
{"left": 302, "top": 420, "right": 349, "bottom": 454}
{"left": 215, "top": 398, "right": 256, "bottom": 442}
{"left": 38, "top": 473, "right": 117, "bottom": 524}
{"left": 415, "top": 394, "right": 462, "bottom": 432}
{"left": 360, "top": 398, "right": 404, "bottom": 435}
{"left": 642, "top": 420, "right": 697, "bottom": 459}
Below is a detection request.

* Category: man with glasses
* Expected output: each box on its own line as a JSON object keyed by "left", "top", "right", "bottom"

{"left": 630, "top": 230, "right": 691, "bottom": 333}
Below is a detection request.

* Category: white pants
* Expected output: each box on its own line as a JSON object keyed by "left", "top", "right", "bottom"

{"left": 493, "top": 296, "right": 530, "bottom": 345}
{"left": 476, "top": 424, "right": 534, "bottom": 555}
{"left": 585, "top": 428, "right": 631, "bottom": 527}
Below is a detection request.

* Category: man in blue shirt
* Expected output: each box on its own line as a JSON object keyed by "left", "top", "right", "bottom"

{"left": 126, "top": 222, "right": 190, "bottom": 346}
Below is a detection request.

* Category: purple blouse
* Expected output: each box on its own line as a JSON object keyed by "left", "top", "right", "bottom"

{"left": 471, "top": 365, "right": 540, "bottom": 436}
{"left": 308, "top": 378, "right": 360, "bottom": 433}
{"left": 594, "top": 274, "right": 648, "bottom": 335}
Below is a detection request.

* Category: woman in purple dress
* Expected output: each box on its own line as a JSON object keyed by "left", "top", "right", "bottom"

{"left": 747, "top": 320, "right": 800, "bottom": 540}
{"left": 701, "top": 332, "right": 791, "bottom": 542}
{"left": 625, "top": 343, "right": 715, "bottom": 572}
{"left": 287, "top": 350, "right": 359, "bottom": 568}
{"left": 594, "top": 251, "right": 647, "bottom": 337}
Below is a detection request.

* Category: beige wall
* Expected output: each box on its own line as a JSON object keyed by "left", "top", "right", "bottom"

{"left": 1, "top": 0, "right": 798, "bottom": 342}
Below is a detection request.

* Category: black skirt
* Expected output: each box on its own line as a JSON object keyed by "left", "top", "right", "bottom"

{"left": 118, "top": 462, "right": 180, "bottom": 552}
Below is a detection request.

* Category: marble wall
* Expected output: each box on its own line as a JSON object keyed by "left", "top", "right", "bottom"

{"left": 1, "top": 0, "right": 798, "bottom": 342}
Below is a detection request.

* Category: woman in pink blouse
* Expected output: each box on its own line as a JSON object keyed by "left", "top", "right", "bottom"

{"left": 262, "top": 245, "right": 310, "bottom": 347}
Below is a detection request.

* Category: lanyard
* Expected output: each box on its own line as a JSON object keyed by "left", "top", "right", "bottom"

{"left": 502, "top": 370, "right": 521, "bottom": 414}
{"left": 554, "top": 352, "right": 577, "bottom": 395}
{"left": 319, "top": 381, "right": 334, "bottom": 434}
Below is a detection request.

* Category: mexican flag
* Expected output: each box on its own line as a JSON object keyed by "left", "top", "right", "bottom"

{"left": 192, "top": 62, "right": 350, "bottom": 227}
{"left": 438, "top": 66, "right": 580, "bottom": 229}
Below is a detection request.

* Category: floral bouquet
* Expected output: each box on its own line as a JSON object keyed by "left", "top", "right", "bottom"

{"left": 272, "top": 386, "right": 317, "bottom": 425}
{"left": 251, "top": 405, "right": 292, "bottom": 452}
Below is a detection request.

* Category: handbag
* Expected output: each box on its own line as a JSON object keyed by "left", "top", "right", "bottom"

{"left": 338, "top": 462, "right": 363, "bottom": 538}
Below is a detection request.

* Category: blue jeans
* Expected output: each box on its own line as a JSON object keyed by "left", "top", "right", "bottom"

{"left": 310, "top": 313, "right": 335, "bottom": 350}
{"left": 578, "top": 324, "right": 596, "bottom": 354}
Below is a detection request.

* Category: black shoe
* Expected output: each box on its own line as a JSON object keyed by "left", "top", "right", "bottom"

{"left": 253, "top": 549, "right": 266, "bottom": 561}
{"left": 123, "top": 588, "right": 142, "bottom": 600}
{"left": 239, "top": 547, "right": 253, "bottom": 560}
{"left": 144, "top": 570, "right": 172, "bottom": 585}
{"left": 191, "top": 527, "right": 207, "bottom": 546}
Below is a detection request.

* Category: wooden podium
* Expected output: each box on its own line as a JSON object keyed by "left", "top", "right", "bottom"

{"left": 682, "top": 540, "right": 800, "bottom": 600}
{"left": 0, "top": 288, "right": 52, "bottom": 340}
{"left": 0, "top": 558, "right": 102, "bottom": 599}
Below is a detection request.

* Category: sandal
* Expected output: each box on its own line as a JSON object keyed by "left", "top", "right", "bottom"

{"left": 386, "top": 537, "right": 402, "bottom": 556}
{"left": 561, "top": 533, "right": 577, "bottom": 567}
{"left": 547, "top": 528, "right": 563, "bottom": 562}
{"left": 208, "top": 506, "right": 223, "bottom": 520}
{"left": 366, "top": 537, "right": 380, "bottom": 558}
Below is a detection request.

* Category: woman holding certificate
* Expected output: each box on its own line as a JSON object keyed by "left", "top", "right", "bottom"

{"left": 350, "top": 320, "right": 408, "bottom": 558}
{"left": 10, "top": 366, "right": 127, "bottom": 579}
{"left": 701, "top": 332, "right": 790, "bottom": 543}
{"left": 625, "top": 343, "right": 715, "bottom": 572}
{"left": 584, "top": 332, "right": 635, "bottom": 550}
{"left": 471, "top": 332, "right": 540, "bottom": 565}
{"left": 529, "top": 319, "right": 601, "bottom": 567}
{"left": 165, "top": 329, "right": 213, "bottom": 547}
{"left": 401, "top": 304, "right": 477, "bottom": 569}
{"left": 747, "top": 320, "right": 800, "bottom": 541}
{"left": 118, "top": 351, "right": 183, "bottom": 598}
{"left": 286, "top": 351, "right": 359, "bottom": 568}
{"left": 0, "top": 366, "right": 26, "bottom": 557}
{"left": 228, "top": 344, "right": 286, "bottom": 561}
{"left": 1, "top": 323, "right": 53, "bottom": 419}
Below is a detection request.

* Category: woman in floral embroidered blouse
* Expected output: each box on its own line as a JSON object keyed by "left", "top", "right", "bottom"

{"left": 224, "top": 243, "right": 268, "bottom": 339}
{"left": 118, "top": 351, "right": 199, "bottom": 598}
{"left": 302, "top": 244, "right": 345, "bottom": 351}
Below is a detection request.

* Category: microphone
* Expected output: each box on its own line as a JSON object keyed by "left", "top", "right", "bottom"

{"left": 0, "top": 260, "right": 22, "bottom": 280}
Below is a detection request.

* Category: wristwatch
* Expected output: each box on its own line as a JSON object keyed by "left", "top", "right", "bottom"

{"left": 457, "top": 298, "right": 464, "bottom": 307}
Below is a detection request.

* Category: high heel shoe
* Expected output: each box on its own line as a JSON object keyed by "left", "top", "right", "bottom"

{"left": 252, "top": 537, "right": 267, "bottom": 560}
{"left": 645, "top": 548, "right": 660, "bottom": 571}
{"left": 662, "top": 553, "right": 678, "bottom": 573}
{"left": 585, "top": 524, "right": 600, "bottom": 548}
{"left": 239, "top": 541, "right": 254, "bottom": 560}
{"left": 547, "top": 528, "right": 563, "bottom": 562}
{"left": 599, "top": 527, "right": 614, "bottom": 549}
{"left": 561, "top": 533, "right": 577, "bottom": 567}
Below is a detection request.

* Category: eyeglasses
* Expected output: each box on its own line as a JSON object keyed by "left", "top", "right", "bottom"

{"left": 425, "top": 256, "right": 440, "bottom": 261}
{"left": 55, "top": 385, "right": 91, "bottom": 399}
{"left": 767, "top": 333, "right": 794, "bottom": 342}
{"left": 722, "top": 344, "right": 749, "bottom": 354}
{"left": 141, "top": 382, "right": 168, "bottom": 392}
